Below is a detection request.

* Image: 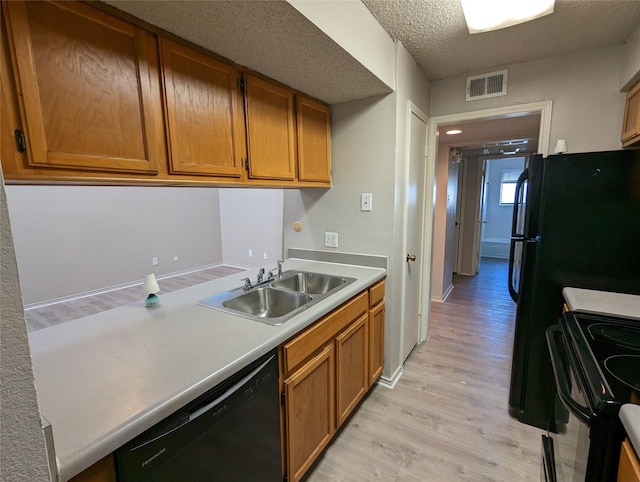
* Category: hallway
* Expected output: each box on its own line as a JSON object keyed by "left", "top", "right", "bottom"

{"left": 307, "top": 257, "right": 544, "bottom": 481}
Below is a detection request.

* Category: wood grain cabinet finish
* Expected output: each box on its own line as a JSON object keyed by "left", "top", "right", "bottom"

{"left": 159, "top": 38, "right": 244, "bottom": 177}
{"left": 296, "top": 95, "right": 331, "bottom": 183}
{"left": 1, "top": 1, "right": 332, "bottom": 187}
{"left": 283, "top": 344, "right": 335, "bottom": 482}
{"left": 368, "top": 280, "right": 385, "bottom": 385}
{"left": 3, "top": 0, "right": 161, "bottom": 174}
{"left": 619, "top": 438, "right": 640, "bottom": 482}
{"left": 244, "top": 74, "right": 297, "bottom": 181}
{"left": 280, "top": 280, "right": 385, "bottom": 482}
{"left": 622, "top": 81, "right": 640, "bottom": 147}
{"left": 336, "top": 312, "right": 369, "bottom": 426}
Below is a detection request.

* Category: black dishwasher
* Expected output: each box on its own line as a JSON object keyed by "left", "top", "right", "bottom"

{"left": 115, "top": 349, "right": 281, "bottom": 481}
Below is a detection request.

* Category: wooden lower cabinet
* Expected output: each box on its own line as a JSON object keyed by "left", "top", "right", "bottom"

{"left": 280, "top": 280, "right": 385, "bottom": 482}
{"left": 619, "top": 438, "right": 640, "bottom": 482}
{"left": 336, "top": 313, "right": 369, "bottom": 426}
{"left": 368, "top": 299, "right": 385, "bottom": 386}
{"left": 283, "top": 344, "right": 335, "bottom": 482}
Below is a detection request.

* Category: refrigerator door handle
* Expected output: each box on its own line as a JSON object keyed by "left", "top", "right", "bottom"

{"left": 511, "top": 169, "right": 529, "bottom": 237}
{"left": 508, "top": 169, "right": 529, "bottom": 302}
{"left": 508, "top": 238, "right": 523, "bottom": 302}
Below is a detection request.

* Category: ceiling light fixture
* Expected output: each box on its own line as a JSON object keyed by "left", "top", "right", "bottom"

{"left": 461, "top": 0, "right": 555, "bottom": 34}
{"left": 446, "top": 129, "right": 462, "bottom": 135}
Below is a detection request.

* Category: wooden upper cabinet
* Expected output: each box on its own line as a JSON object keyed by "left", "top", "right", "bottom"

{"left": 296, "top": 96, "right": 331, "bottom": 183}
{"left": 3, "top": 1, "right": 161, "bottom": 174}
{"left": 622, "top": 81, "right": 640, "bottom": 147}
{"left": 160, "top": 38, "right": 244, "bottom": 177}
{"left": 244, "top": 74, "right": 296, "bottom": 180}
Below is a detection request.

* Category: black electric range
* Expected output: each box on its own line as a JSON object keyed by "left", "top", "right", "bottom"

{"left": 564, "top": 312, "right": 640, "bottom": 413}
{"left": 544, "top": 311, "right": 640, "bottom": 482}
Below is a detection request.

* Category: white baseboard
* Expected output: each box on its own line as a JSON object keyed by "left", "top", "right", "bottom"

{"left": 481, "top": 238, "right": 510, "bottom": 259}
{"left": 431, "top": 282, "right": 454, "bottom": 303}
{"left": 377, "top": 365, "right": 403, "bottom": 389}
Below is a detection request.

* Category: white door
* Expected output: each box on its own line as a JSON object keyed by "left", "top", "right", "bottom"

{"left": 474, "top": 159, "right": 488, "bottom": 274}
{"left": 402, "top": 107, "right": 428, "bottom": 363}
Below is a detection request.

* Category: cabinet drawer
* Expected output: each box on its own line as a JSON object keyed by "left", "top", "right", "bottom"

{"left": 369, "top": 279, "right": 385, "bottom": 308}
{"left": 283, "top": 291, "right": 368, "bottom": 374}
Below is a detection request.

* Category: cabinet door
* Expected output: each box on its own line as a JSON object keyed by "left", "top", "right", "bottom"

{"left": 622, "top": 81, "right": 640, "bottom": 147}
{"left": 369, "top": 301, "right": 385, "bottom": 387}
{"left": 160, "top": 38, "right": 244, "bottom": 177}
{"left": 284, "top": 344, "right": 335, "bottom": 482}
{"left": 619, "top": 439, "right": 640, "bottom": 482}
{"left": 336, "top": 313, "right": 369, "bottom": 427}
{"left": 3, "top": 1, "right": 161, "bottom": 174}
{"left": 245, "top": 74, "right": 296, "bottom": 180}
{"left": 296, "top": 96, "right": 331, "bottom": 183}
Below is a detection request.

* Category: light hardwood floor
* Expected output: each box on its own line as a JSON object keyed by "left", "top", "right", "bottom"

{"left": 306, "top": 258, "right": 545, "bottom": 482}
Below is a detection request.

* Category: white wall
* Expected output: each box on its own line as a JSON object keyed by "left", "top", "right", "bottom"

{"left": 480, "top": 157, "right": 525, "bottom": 259}
{"left": 284, "top": 42, "right": 430, "bottom": 381}
{"left": 621, "top": 22, "right": 640, "bottom": 90}
{"left": 219, "top": 188, "right": 284, "bottom": 269}
{"left": 5, "top": 186, "right": 224, "bottom": 305}
{"left": 431, "top": 142, "right": 452, "bottom": 300}
{"left": 457, "top": 155, "right": 484, "bottom": 276}
{"left": 483, "top": 157, "right": 525, "bottom": 240}
{"left": 0, "top": 172, "right": 51, "bottom": 482}
{"left": 431, "top": 46, "right": 626, "bottom": 154}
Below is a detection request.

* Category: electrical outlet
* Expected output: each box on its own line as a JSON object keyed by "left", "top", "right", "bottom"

{"left": 361, "top": 193, "right": 373, "bottom": 211}
{"left": 324, "top": 232, "right": 339, "bottom": 248}
{"left": 152, "top": 257, "right": 158, "bottom": 266}
{"left": 263, "top": 252, "right": 267, "bottom": 260}
{"left": 248, "top": 250, "right": 253, "bottom": 258}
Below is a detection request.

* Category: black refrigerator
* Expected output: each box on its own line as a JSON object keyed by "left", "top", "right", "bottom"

{"left": 507, "top": 149, "right": 640, "bottom": 431}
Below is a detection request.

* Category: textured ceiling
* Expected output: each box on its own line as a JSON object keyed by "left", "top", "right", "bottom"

{"left": 104, "top": 0, "right": 392, "bottom": 105}
{"left": 104, "top": 1, "right": 640, "bottom": 104}
{"left": 362, "top": 0, "right": 640, "bottom": 80}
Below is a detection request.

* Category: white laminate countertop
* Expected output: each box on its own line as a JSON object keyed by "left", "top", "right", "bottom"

{"left": 620, "top": 404, "right": 640, "bottom": 455}
{"left": 28, "top": 259, "right": 386, "bottom": 481}
{"left": 562, "top": 287, "right": 640, "bottom": 320}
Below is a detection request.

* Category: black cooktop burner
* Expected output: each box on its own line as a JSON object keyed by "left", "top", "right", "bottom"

{"left": 595, "top": 325, "right": 640, "bottom": 350}
{"left": 604, "top": 355, "right": 640, "bottom": 395}
{"left": 563, "top": 312, "right": 640, "bottom": 413}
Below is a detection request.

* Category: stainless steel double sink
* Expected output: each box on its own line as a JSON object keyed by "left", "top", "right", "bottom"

{"left": 199, "top": 270, "right": 357, "bottom": 325}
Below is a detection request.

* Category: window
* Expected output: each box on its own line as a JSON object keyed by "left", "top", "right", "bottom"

{"left": 499, "top": 169, "right": 522, "bottom": 205}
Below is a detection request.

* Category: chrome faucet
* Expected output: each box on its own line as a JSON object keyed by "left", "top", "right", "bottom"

{"left": 276, "top": 259, "right": 284, "bottom": 279}
{"left": 256, "top": 268, "right": 265, "bottom": 284}
{"left": 241, "top": 277, "right": 253, "bottom": 291}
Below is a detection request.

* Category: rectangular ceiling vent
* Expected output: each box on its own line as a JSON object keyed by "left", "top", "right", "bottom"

{"left": 466, "top": 70, "right": 508, "bottom": 101}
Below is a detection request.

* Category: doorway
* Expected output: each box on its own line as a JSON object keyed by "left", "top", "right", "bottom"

{"left": 426, "top": 101, "right": 552, "bottom": 305}
{"left": 400, "top": 102, "right": 429, "bottom": 363}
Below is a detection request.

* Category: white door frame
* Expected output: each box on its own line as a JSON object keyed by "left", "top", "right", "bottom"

{"left": 399, "top": 101, "right": 431, "bottom": 356}
{"left": 423, "top": 101, "right": 552, "bottom": 336}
